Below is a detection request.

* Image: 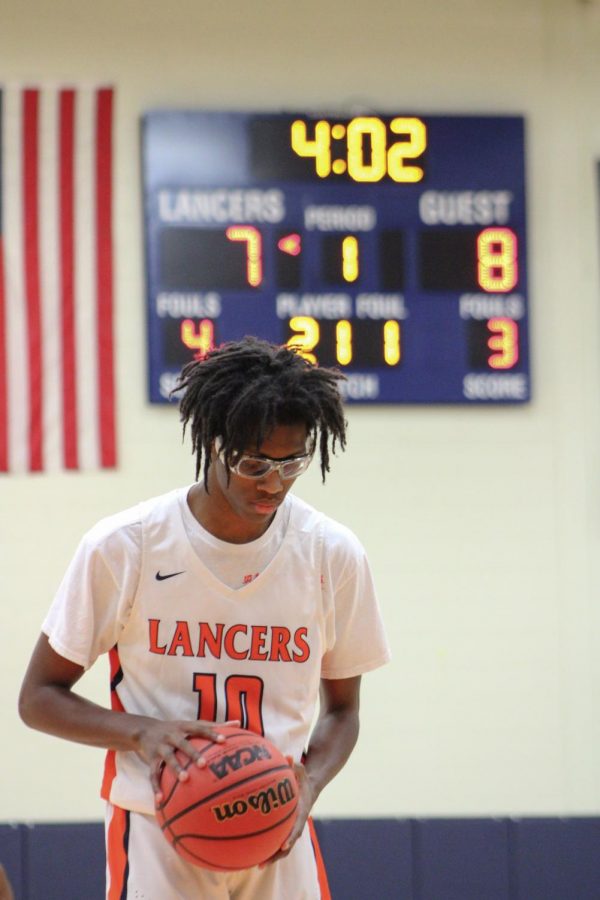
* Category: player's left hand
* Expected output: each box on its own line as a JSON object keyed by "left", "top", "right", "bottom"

{"left": 260, "top": 758, "right": 315, "bottom": 867}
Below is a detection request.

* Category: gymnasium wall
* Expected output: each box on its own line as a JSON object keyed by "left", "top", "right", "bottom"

{"left": 1, "top": 0, "right": 600, "bottom": 826}
{"left": 4, "top": 818, "right": 600, "bottom": 899}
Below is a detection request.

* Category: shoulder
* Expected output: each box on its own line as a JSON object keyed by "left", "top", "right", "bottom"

{"left": 80, "top": 487, "right": 186, "bottom": 558}
{"left": 84, "top": 503, "right": 142, "bottom": 542}
{"left": 288, "top": 493, "right": 367, "bottom": 565}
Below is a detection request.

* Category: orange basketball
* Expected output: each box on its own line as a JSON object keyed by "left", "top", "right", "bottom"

{"left": 155, "top": 725, "right": 299, "bottom": 871}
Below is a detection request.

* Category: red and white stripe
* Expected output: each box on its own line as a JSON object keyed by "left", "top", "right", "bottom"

{"left": 0, "top": 85, "right": 115, "bottom": 473}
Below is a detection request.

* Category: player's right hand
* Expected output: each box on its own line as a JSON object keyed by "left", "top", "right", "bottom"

{"left": 135, "top": 717, "right": 240, "bottom": 804}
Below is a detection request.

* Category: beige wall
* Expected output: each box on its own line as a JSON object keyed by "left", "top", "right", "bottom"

{"left": 1, "top": 0, "right": 600, "bottom": 821}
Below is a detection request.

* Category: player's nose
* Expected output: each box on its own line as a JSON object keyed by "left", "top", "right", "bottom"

{"left": 257, "top": 469, "right": 285, "bottom": 493}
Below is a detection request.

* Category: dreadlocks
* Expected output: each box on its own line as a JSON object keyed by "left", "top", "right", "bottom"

{"left": 175, "top": 336, "right": 347, "bottom": 486}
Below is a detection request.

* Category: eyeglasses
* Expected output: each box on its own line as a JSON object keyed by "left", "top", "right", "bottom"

{"left": 216, "top": 440, "right": 313, "bottom": 480}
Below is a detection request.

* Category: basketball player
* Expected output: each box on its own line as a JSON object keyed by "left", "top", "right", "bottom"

{"left": 19, "top": 337, "right": 391, "bottom": 899}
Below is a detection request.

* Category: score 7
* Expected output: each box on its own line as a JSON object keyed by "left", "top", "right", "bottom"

{"left": 225, "top": 226, "right": 263, "bottom": 287}
{"left": 193, "top": 672, "right": 265, "bottom": 735}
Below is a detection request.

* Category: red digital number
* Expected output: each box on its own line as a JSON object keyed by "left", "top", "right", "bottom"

{"left": 225, "top": 225, "right": 263, "bottom": 287}
{"left": 477, "top": 228, "right": 518, "bottom": 293}
{"left": 181, "top": 318, "right": 215, "bottom": 359}
{"left": 487, "top": 317, "right": 519, "bottom": 369}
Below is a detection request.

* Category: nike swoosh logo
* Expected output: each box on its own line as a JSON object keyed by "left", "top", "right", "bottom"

{"left": 155, "top": 570, "right": 185, "bottom": 581}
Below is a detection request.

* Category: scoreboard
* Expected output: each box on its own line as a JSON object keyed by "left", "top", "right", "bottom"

{"left": 142, "top": 111, "right": 530, "bottom": 404}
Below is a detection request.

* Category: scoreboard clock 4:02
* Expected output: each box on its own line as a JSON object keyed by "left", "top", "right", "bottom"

{"left": 142, "top": 111, "right": 530, "bottom": 404}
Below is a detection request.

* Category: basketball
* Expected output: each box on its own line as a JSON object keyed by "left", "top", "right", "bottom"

{"left": 155, "top": 725, "right": 299, "bottom": 871}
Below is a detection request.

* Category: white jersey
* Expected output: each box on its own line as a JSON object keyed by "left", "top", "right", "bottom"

{"left": 43, "top": 487, "right": 391, "bottom": 815}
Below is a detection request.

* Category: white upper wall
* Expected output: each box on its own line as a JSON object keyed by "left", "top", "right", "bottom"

{"left": 1, "top": 0, "right": 600, "bottom": 820}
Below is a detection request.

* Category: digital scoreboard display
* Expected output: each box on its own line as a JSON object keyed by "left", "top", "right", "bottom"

{"left": 142, "top": 111, "right": 530, "bottom": 404}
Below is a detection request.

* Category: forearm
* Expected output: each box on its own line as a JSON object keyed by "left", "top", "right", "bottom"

{"left": 19, "top": 683, "right": 150, "bottom": 753}
{"left": 19, "top": 634, "right": 229, "bottom": 793}
{"left": 266, "top": 700, "right": 360, "bottom": 861}
{"left": 302, "top": 704, "right": 360, "bottom": 801}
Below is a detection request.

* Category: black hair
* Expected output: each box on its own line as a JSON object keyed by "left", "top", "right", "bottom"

{"left": 175, "top": 336, "right": 347, "bottom": 486}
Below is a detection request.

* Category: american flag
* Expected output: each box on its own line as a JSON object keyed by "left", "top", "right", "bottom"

{"left": 0, "top": 86, "right": 115, "bottom": 473}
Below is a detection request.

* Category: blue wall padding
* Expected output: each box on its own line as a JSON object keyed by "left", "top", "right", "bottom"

{"left": 413, "top": 817, "right": 511, "bottom": 899}
{"left": 314, "top": 818, "right": 413, "bottom": 899}
{"left": 1, "top": 817, "right": 600, "bottom": 899}
{"left": 0, "top": 825, "right": 24, "bottom": 898}
{"left": 26, "top": 822, "right": 105, "bottom": 900}
{"left": 510, "top": 817, "right": 600, "bottom": 900}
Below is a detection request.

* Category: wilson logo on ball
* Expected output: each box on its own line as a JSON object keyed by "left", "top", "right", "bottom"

{"left": 211, "top": 777, "right": 296, "bottom": 822}
{"left": 156, "top": 726, "right": 299, "bottom": 871}
{"left": 209, "top": 743, "right": 273, "bottom": 780}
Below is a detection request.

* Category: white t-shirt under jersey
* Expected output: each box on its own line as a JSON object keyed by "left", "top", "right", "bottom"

{"left": 43, "top": 487, "right": 391, "bottom": 814}
{"left": 180, "top": 490, "right": 290, "bottom": 589}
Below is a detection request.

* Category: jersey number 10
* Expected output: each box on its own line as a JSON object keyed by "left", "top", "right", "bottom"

{"left": 193, "top": 673, "right": 265, "bottom": 735}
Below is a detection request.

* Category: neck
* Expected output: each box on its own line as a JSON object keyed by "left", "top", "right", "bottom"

{"left": 187, "top": 480, "right": 275, "bottom": 544}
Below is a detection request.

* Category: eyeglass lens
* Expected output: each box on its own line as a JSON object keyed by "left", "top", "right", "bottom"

{"left": 236, "top": 456, "right": 308, "bottom": 478}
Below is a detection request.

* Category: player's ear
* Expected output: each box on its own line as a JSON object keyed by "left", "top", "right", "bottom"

{"left": 211, "top": 438, "right": 233, "bottom": 485}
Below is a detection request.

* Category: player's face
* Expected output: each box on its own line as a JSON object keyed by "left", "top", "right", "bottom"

{"left": 209, "top": 422, "right": 310, "bottom": 537}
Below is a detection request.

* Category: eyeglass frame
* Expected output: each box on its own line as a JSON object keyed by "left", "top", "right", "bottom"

{"left": 214, "top": 437, "right": 314, "bottom": 481}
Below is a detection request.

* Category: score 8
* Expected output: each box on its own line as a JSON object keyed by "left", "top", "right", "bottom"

{"left": 477, "top": 228, "right": 518, "bottom": 292}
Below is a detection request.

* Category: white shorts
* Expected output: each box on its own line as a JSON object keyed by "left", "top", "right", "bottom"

{"left": 105, "top": 802, "right": 330, "bottom": 900}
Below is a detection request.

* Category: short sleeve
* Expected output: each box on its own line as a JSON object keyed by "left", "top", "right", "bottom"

{"left": 42, "top": 514, "right": 142, "bottom": 670}
{"left": 320, "top": 522, "right": 391, "bottom": 680}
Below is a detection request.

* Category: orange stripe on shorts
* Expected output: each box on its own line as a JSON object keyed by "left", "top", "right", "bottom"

{"left": 308, "top": 817, "right": 332, "bottom": 900}
{"left": 106, "top": 804, "right": 130, "bottom": 900}
{"left": 102, "top": 646, "right": 125, "bottom": 800}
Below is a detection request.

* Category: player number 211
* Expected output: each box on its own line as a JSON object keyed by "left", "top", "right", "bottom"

{"left": 287, "top": 316, "right": 401, "bottom": 367}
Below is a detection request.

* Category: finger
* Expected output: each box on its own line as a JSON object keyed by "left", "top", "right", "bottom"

{"left": 259, "top": 830, "right": 298, "bottom": 868}
{"left": 283, "top": 824, "right": 301, "bottom": 849}
{"left": 150, "top": 764, "right": 164, "bottom": 805}
{"left": 161, "top": 745, "right": 190, "bottom": 783}
{"left": 185, "top": 722, "right": 227, "bottom": 743}
{"left": 174, "top": 735, "right": 210, "bottom": 768}
{"left": 172, "top": 723, "right": 230, "bottom": 771}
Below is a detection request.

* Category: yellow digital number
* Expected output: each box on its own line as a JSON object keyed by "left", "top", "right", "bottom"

{"left": 225, "top": 225, "right": 263, "bottom": 287}
{"left": 291, "top": 120, "right": 331, "bottom": 178}
{"left": 487, "top": 317, "right": 519, "bottom": 369}
{"left": 336, "top": 320, "right": 353, "bottom": 365}
{"left": 383, "top": 320, "right": 401, "bottom": 366}
{"left": 347, "top": 117, "right": 387, "bottom": 182}
{"left": 477, "top": 228, "right": 518, "bottom": 293}
{"left": 180, "top": 319, "right": 215, "bottom": 358}
{"left": 342, "top": 236, "right": 359, "bottom": 282}
{"left": 287, "top": 316, "right": 320, "bottom": 364}
{"left": 387, "top": 118, "right": 426, "bottom": 183}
